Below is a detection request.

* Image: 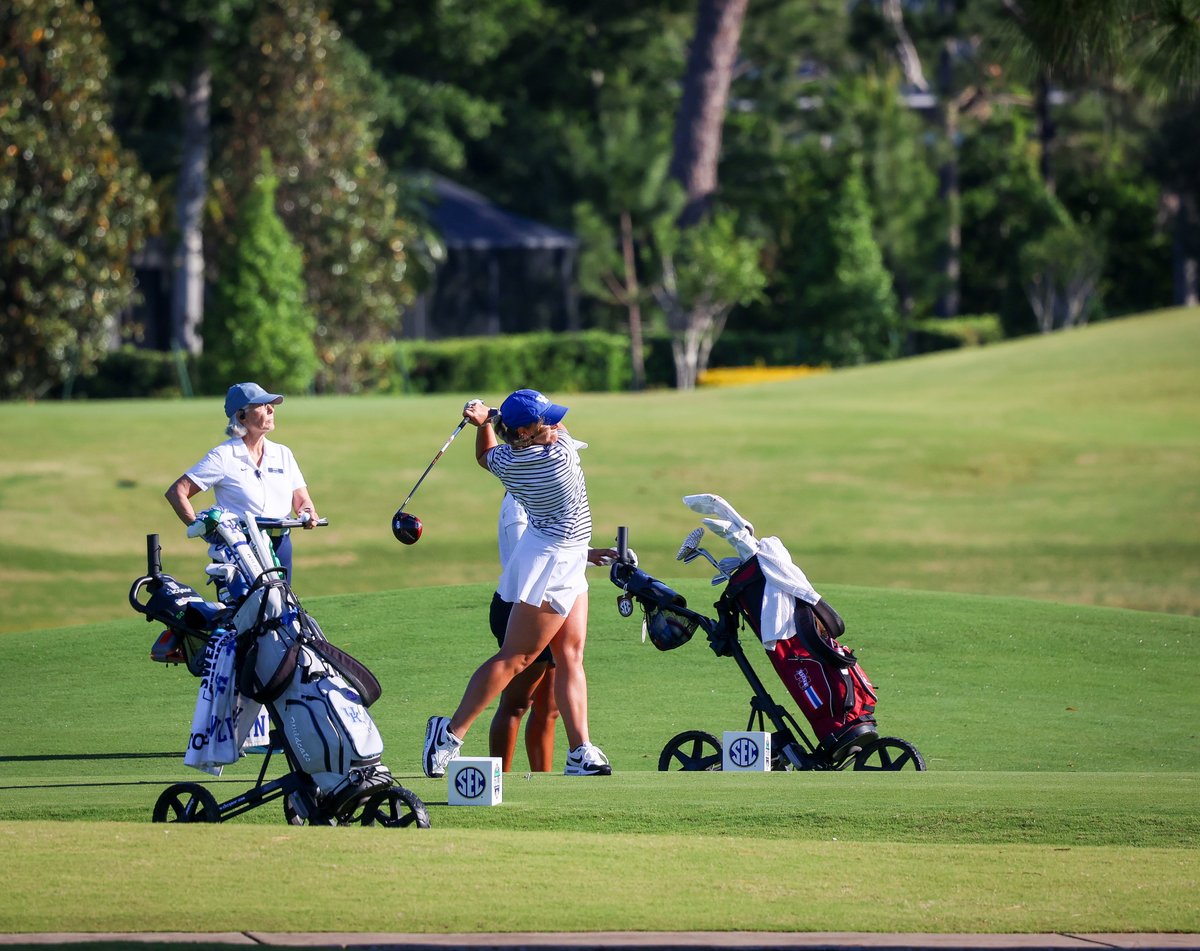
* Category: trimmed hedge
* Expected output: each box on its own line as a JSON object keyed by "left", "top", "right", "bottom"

{"left": 908, "top": 315, "right": 1004, "bottom": 354}
{"left": 72, "top": 323, "right": 969, "bottom": 398}
{"left": 391, "top": 331, "right": 631, "bottom": 395}
{"left": 70, "top": 346, "right": 198, "bottom": 400}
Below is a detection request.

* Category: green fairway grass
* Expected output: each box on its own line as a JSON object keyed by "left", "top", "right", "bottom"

{"left": 1, "top": 307, "right": 1197, "bottom": 635}
{"left": 1, "top": 309, "right": 1197, "bottom": 935}
{"left": 1, "top": 583, "right": 1196, "bottom": 933}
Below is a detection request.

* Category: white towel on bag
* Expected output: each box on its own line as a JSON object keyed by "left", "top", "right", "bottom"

{"left": 755, "top": 536, "right": 822, "bottom": 649}
{"left": 183, "top": 627, "right": 266, "bottom": 775}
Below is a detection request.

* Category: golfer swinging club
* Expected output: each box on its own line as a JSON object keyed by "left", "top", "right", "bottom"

{"left": 422, "top": 389, "right": 612, "bottom": 778}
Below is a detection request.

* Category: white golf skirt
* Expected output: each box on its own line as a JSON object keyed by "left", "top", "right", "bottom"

{"left": 497, "top": 529, "right": 588, "bottom": 616}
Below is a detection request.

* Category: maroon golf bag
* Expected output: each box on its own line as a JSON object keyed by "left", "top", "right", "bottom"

{"left": 724, "top": 557, "right": 879, "bottom": 761}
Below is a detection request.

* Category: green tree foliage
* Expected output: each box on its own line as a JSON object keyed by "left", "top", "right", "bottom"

{"left": 958, "top": 108, "right": 1063, "bottom": 337}
{"left": 92, "top": 0, "right": 258, "bottom": 355}
{"left": 1052, "top": 92, "right": 1173, "bottom": 317}
{"left": 0, "top": 0, "right": 156, "bottom": 400}
{"left": 1019, "top": 221, "right": 1104, "bottom": 332}
{"left": 722, "top": 3, "right": 923, "bottom": 359}
{"left": 650, "top": 210, "right": 766, "bottom": 389}
{"left": 1148, "top": 99, "right": 1200, "bottom": 304}
{"left": 327, "top": 0, "right": 539, "bottom": 172}
{"left": 822, "top": 71, "right": 946, "bottom": 319}
{"left": 213, "top": 0, "right": 417, "bottom": 392}
{"left": 999, "top": 0, "right": 1200, "bottom": 98}
{"left": 569, "top": 69, "right": 678, "bottom": 389}
{"left": 200, "top": 153, "right": 317, "bottom": 394}
{"left": 800, "top": 162, "right": 903, "bottom": 365}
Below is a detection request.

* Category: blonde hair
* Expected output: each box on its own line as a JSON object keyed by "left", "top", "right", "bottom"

{"left": 494, "top": 415, "right": 550, "bottom": 450}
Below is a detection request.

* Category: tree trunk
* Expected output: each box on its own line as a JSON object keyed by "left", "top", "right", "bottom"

{"left": 669, "top": 0, "right": 749, "bottom": 228}
{"left": 171, "top": 57, "right": 211, "bottom": 356}
{"left": 881, "top": 0, "right": 929, "bottom": 91}
{"left": 1172, "top": 191, "right": 1199, "bottom": 306}
{"left": 1036, "top": 68, "right": 1056, "bottom": 196}
{"left": 935, "top": 1, "right": 961, "bottom": 317}
{"left": 620, "top": 210, "right": 646, "bottom": 391}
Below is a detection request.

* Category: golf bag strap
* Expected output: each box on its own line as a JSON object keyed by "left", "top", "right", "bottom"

{"left": 307, "top": 638, "right": 382, "bottom": 707}
{"left": 293, "top": 611, "right": 383, "bottom": 707}
{"left": 794, "top": 601, "right": 857, "bottom": 668}
{"left": 812, "top": 598, "right": 845, "bottom": 638}
{"left": 239, "top": 638, "right": 300, "bottom": 705}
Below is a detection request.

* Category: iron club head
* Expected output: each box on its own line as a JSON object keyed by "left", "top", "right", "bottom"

{"left": 676, "top": 527, "right": 704, "bottom": 561}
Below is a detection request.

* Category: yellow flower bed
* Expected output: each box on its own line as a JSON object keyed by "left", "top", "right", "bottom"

{"left": 697, "top": 364, "right": 830, "bottom": 387}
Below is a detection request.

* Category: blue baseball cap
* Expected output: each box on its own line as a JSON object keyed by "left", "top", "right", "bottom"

{"left": 499, "top": 389, "right": 568, "bottom": 429}
{"left": 224, "top": 382, "right": 284, "bottom": 419}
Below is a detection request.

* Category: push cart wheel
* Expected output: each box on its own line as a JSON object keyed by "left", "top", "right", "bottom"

{"left": 152, "top": 783, "right": 221, "bottom": 822}
{"left": 283, "top": 793, "right": 329, "bottom": 826}
{"left": 360, "top": 786, "right": 431, "bottom": 829}
{"left": 852, "top": 737, "right": 926, "bottom": 772}
{"left": 283, "top": 798, "right": 305, "bottom": 826}
{"left": 658, "top": 730, "right": 722, "bottom": 771}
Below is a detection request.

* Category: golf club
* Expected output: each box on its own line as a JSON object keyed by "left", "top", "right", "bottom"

{"left": 675, "top": 527, "right": 704, "bottom": 561}
{"left": 676, "top": 527, "right": 731, "bottom": 581}
{"left": 392, "top": 418, "right": 469, "bottom": 545}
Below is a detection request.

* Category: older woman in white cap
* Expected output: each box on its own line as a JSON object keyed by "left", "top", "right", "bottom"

{"left": 423, "top": 388, "right": 612, "bottom": 778}
{"left": 165, "top": 381, "right": 319, "bottom": 581}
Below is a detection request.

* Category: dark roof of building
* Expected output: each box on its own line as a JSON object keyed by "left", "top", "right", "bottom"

{"left": 428, "top": 176, "right": 577, "bottom": 251}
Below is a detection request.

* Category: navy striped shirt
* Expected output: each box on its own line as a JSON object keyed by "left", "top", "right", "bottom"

{"left": 485, "top": 435, "right": 591, "bottom": 543}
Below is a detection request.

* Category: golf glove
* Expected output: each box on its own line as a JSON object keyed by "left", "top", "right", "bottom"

{"left": 594, "top": 548, "right": 638, "bottom": 567}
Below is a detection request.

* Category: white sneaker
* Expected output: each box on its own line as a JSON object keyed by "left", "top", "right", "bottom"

{"left": 564, "top": 743, "right": 612, "bottom": 776}
{"left": 422, "top": 715, "right": 462, "bottom": 778}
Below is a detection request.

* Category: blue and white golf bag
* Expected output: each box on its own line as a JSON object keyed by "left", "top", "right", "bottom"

{"left": 146, "top": 509, "right": 392, "bottom": 807}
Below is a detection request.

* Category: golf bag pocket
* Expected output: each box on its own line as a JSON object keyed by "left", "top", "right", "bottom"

{"left": 245, "top": 628, "right": 383, "bottom": 796}
{"left": 132, "top": 573, "right": 225, "bottom": 676}
{"left": 613, "top": 566, "right": 699, "bottom": 650}
{"left": 278, "top": 650, "right": 384, "bottom": 793}
{"left": 307, "top": 635, "right": 382, "bottom": 707}
{"left": 767, "top": 605, "right": 878, "bottom": 760}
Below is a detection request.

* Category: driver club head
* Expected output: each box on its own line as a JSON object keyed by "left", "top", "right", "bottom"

{"left": 676, "top": 527, "right": 704, "bottom": 561}
{"left": 391, "top": 510, "right": 423, "bottom": 545}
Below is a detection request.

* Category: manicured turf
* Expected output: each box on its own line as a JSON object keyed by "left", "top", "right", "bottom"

{"left": 0, "top": 307, "right": 1197, "bottom": 635}
{"left": 1, "top": 583, "right": 1196, "bottom": 932}
{"left": 1, "top": 308, "right": 1197, "bottom": 934}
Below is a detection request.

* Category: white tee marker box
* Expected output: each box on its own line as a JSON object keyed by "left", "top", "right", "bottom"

{"left": 722, "top": 731, "right": 772, "bottom": 772}
{"left": 447, "top": 757, "right": 503, "bottom": 806}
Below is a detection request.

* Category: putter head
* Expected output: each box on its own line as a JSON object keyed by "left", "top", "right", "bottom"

{"left": 676, "top": 527, "right": 704, "bottom": 561}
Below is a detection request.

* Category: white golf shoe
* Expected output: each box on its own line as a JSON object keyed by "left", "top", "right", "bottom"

{"left": 422, "top": 715, "right": 463, "bottom": 778}
{"left": 564, "top": 742, "right": 612, "bottom": 776}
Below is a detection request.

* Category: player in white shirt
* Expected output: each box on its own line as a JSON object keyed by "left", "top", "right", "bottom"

{"left": 165, "top": 381, "right": 320, "bottom": 581}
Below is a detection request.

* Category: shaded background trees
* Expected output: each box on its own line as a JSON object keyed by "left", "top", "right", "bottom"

{"left": 201, "top": 152, "right": 317, "bottom": 392}
{"left": 0, "top": 0, "right": 156, "bottom": 400}
{"left": 3, "top": 0, "right": 1197, "bottom": 398}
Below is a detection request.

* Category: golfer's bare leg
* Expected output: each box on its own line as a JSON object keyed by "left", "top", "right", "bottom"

{"left": 489, "top": 660, "right": 553, "bottom": 771}
{"left": 449, "top": 601, "right": 563, "bottom": 740}
{"left": 524, "top": 665, "right": 558, "bottom": 771}
{"left": 549, "top": 593, "right": 590, "bottom": 750}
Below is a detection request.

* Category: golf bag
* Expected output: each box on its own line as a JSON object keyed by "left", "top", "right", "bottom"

{"left": 133, "top": 509, "right": 391, "bottom": 810}
{"left": 613, "top": 493, "right": 922, "bottom": 772}
{"left": 722, "top": 556, "right": 879, "bottom": 760}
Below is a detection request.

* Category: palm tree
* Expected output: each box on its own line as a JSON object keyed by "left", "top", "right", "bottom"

{"left": 1000, "top": 0, "right": 1200, "bottom": 303}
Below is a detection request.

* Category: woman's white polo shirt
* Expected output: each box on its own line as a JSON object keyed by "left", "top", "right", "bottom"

{"left": 186, "top": 437, "right": 306, "bottom": 520}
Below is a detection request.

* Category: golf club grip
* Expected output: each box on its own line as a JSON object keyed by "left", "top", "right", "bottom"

{"left": 617, "top": 526, "right": 628, "bottom": 563}
{"left": 147, "top": 534, "right": 162, "bottom": 576}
